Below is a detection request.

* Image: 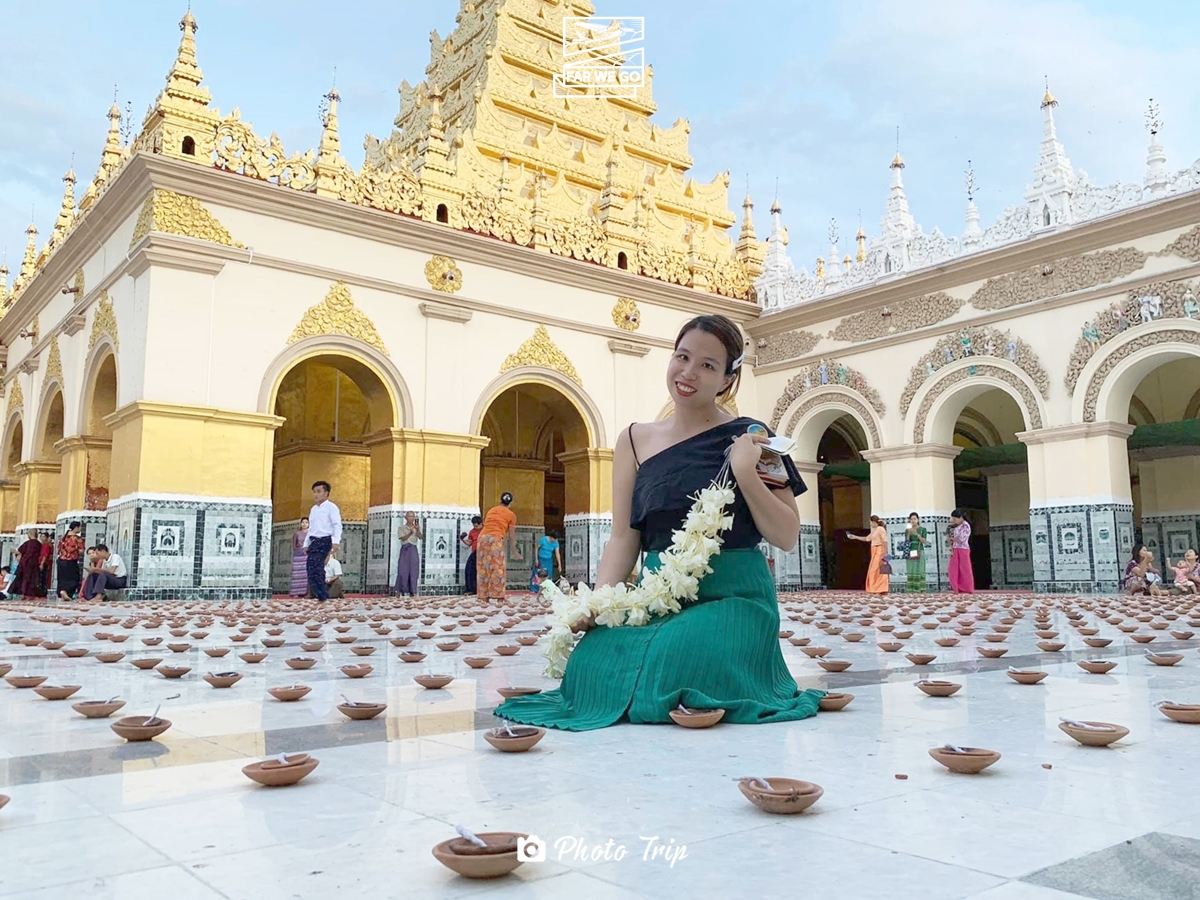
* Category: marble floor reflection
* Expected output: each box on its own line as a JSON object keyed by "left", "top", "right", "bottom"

{"left": 1, "top": 591, "right": 1198, "bottom": 900}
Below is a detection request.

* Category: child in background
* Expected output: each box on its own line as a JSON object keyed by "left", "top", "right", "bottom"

{"left": 1169, "top": 555, "right": 1199, "bottom": 595}
{"left": 531, "top": 567, "right": 548, "bottom": 593}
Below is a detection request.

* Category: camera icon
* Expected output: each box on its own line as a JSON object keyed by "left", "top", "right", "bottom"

{"left": 516, "top": 835, "right": 546, "bottom": 862}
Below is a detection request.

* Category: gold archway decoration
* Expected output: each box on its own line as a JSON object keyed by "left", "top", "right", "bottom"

{"left": 88, "top": 291, "right": 119, "bottom": 352}
{"left": 287, "top": 281, "right": 388, "bottom": 355}
{"left": 424, "top": 255, "right": 463, "bottom": 293}
{"left": 6, "top": 380, "right": 23, "bottom": 418}
{"left": 46, "top": 336, "right": 63, "bottom": 382}
{"left": 612, "top": 298, "right": 641, "bottom": 331}
{"left": 500, "top": 325, "right": 581, "bottom": 384}
{"left": 130, "top": 189, "right": 243, "bottom": 249}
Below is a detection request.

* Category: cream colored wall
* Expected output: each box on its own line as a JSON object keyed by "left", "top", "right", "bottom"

{"left": 1138, "top": 456, "right": 1200, "bottom": 514}
{"left": 987, "top": 471, "right": 1031, "bottom": 525}
{"left": 1132, "top": 357, "right": 1200, "bottom": 422}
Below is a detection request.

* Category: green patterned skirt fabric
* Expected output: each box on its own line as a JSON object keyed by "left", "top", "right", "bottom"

{"left": 493, "top": 548, "right": 824, "bottom": 731}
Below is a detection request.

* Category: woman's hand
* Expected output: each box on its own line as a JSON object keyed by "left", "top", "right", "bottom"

{"left": 570, "top": 612, "right": 596, "bottom": 633}
{"left": 728, "top": 433, "right": 770, "bottom": 479}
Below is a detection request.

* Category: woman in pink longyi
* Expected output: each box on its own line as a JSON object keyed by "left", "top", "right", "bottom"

{"left": 947, "top": 509, "right": 975, "bottom": 594}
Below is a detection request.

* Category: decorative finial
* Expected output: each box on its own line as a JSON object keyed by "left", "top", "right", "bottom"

{"left": 965, "top": 160, "right": 976, "bottom": 202}
{"left": 890, "top": 127, "right": 904, "bottom": 169}
{"left": 1146, "top": 99, "right": 1162, "bottom": 136}
{"left": 1041, "top": 76, "right": 1057, "bottom": 109}
{"left": 827, "top": 218, "right": 838, "bottom": 246}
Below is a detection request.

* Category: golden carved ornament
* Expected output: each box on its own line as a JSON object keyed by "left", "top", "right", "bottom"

{"left": 213, "top": 109, "right": 316, "bottom": 191}
{"left": 1064, "top": 278, "right": 1197, "bottom": 396}
{"left": 72, "top": 268, "right": 85, "bottom": 297}
{"left": 288, "top": 281, "right": 388, "bottom": 355}
{"left": 500, "top": 325, "right": 581, "bottom": 385}
{"left": 969, "top": 247, "right": 1147, "bottom": 310}
{"left": 424, "top": 255, "right": 463, "bottom": 293}
{"left": 828, "top": 292, "right": 963, "bottom": 343}
{"left": 756, "top": 329, "right": 819, "bottom": 366}
{"left": 612, "top": 298, "right": 641, "bottom": 331}
{"left": 769, "top": 359, "right": 885, "bottom": 430}
{"left": 46, "top": 337, "right": 63, "bottom": 383}
{"left": 130, "top": 190, "right": 244, "bottom": 249}
{"left": 88, "top": 291, "right": 120, "bottom": 353}
{"left": 900, "top": 325, "right": 1049, "bottom": 417}
{"left": 6, "top": 379, "right": 23, "bottom": 418}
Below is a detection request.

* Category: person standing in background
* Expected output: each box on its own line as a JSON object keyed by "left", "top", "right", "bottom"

{"left": 290, "top": 517, "right": 309, "bottom": 596}
{"left": 462, "top": 515, "right": 482, "bottom": 595}
{"left": 56, "top": 522, "right": 85, "bottom": 602}
{"left": 947, "top": 509, "right": 975, "bottom": 594}
{"left": 305, "top": 481, "right": 342, "bottom": 602}
{"left": 394, "top": 511, "right": 423, "bottom": 597}
{"left": 477, "top": 492, "right": 518, "bottom": 600}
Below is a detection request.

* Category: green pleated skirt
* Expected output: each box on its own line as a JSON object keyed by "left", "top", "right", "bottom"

{"left": 492, "top": 548, "right": 825, "bottom": 731}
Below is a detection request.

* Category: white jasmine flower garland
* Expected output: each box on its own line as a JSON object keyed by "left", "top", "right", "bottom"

{"left": 539, "top": 478, "right": 736, "bottom": 678}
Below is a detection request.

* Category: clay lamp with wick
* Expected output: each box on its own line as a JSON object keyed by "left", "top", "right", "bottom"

{"left": 414, "top": 673, "right": 455, "bottom": 689}
{"left": 204, "top": 671, "right": 243, "bottom": 689}
{"left": 131, "top": 656, "right": 164, "bottom": 670}
{"left": 239, "top": 651, "right": 268, "bottom": 664}
{"left": 818, "top": 692, "right": 855, "bottom": 711}
{"left": 1155, "top": 700, "right": 1200, "bottom": 724}
{"left": 1005, "top": 667, "right": 1048, "bottom": 685}
{"left": 399, "top": 650, "right": 427, "bottom": 663}
{"left": 484, "top": 718, "right": 546, "bottom": 752}
{"left": 72, "top": 696, "right": 126, "bottom": 718}
{"left": 6, "top": 674, "right": 49, "bottom": 688}
{"left": 669, "top": 702, "right": 725, "bottom": 728}
{"left": 243, "top": 752, "right": 320, "bottom": 787}
{"left": 737, "top": 776, "right": 823, "bottom": 814}
{"left": 340, "top": 663, "right": 373, "bottom": 679}
{"left": 268, "top": 684, "right": 312, "bottom": 702}
{"left": 33, "top": 684, "right": 83, "bottom": 701}
{"left": 432, "top": 825, "right": 528, "bottom": 879}
{"left": 1077, "top": 660, "right": 1117, "bottom": 674}
{"left": 111, "top": 703, "right": 172, "bottom": 741}
{"left": 60, "top": 648, "right": 89, "bottom": 658}
{"left": 204, "top": 647, "right": 231, "bottom": 658}
{"left": 496, "top": 686, "right": 541, "bottom": 700}
{"left": 350, "top": 645, "right": 376, "bottom": 657}
{"left": 1058, "top": 717, "right": 1129, "bottom": 747}
{"left": 286, "top": 657, "right": 317, "bottom": 670}
{"left": 337, "top": 694, "right": 387, "bottom": 720}
{"left": 916, "top": 680, "right": 962, "bottom": 697}
{"left": 494, "top": 645, "right": 520, "bottom": 656}
{"left": 1145, "top": 651, "right": 1184, "bottom": 667}
{"left": 906, "top": 653, "right": 937, "bottom": 666}
{"left": 928, "top": 744, "right": 1001, "bottom": 774}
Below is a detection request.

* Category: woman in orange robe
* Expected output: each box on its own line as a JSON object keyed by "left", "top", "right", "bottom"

{"left": 476, "top": 492, "right": 518, "bottom": 600}
{"left": 848, "top": 515, "right": 890, "bottom": 594}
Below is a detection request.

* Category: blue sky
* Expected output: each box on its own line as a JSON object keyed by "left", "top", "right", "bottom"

{"left": 3, "top": 0, "right": 1199, "bottom": 277}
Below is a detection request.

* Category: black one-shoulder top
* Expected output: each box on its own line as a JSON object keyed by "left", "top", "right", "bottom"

{"left": 630, "top": 417, "right": 807, "bottom": 553}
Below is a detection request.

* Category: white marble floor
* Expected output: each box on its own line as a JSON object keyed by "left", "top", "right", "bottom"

{"left": 1, "top": 592, "right": 1198, "bottom": 900}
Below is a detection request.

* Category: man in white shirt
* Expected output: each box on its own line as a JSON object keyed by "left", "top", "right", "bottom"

{"left": 305, "top": 480, "right": 342, "bottom": 602}
{"left": 82, "top": 543, "right": 128, "bottom": 602}
{"left": 324, "top": 552, "right": 345, "bottom": 599}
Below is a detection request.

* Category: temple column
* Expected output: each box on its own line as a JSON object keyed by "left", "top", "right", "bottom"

{"left": 104, "top": 401, "right": 283, "bottom": 600}
{"left": 862, "top": 443, "right": 961, "bottom": 591}
{"left": 54, "top": 436, "right": 111, "bottom": 549}
{"left": 1020, "top": 422, "right": 1135, "bottom": 593}
{"left": 362, "top": 428, "right": 490, "bottom": 594}
{"left": 559, "top": 447, "right": 614, "bottom": 585}
{"left": 13, "top": 460, "right": 61, "bottom": 536}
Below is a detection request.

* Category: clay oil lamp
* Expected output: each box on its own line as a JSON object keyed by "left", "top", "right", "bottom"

{"left": 61, "top": 648, "right": 89, "bottom": 658}
{"left": 141, "top": 637, "right": 163, "bottom": 646}
{"left": 817, "top": 659, "right": 852, "bottom": 673}
{"left": 350, "top": 645, "right": 376, "bottom": 657}
{"left": 204, "top": 671, "right": 243, "bottom": 689}
{"left": 284, "top": 656, "right": 316, "bottom": 670}
{"left": 1156, "top": 701, "right": 1200, "bottom": 724}
{"left": 496, "top": 686, "right": 541, "bottom": 700}
{"left": 1145, "top": 652, "right": 1183, "bottom": 667}
{"left": 894, "top": 629, "right": 914, "bottom": 639}
{"left": 230, "top": 634, "right": 250, "bottom": 643}
{"left": 336, "top": 699, "right": 387, "bottom": 720}
{"left": 304, "top": 630, "right": 323, "bottom": 639}
{"left": 33, "top": 683, "right": 82, "bottom": 701}
{"left": 1170, "top": 630, "right": 1195, "bottom": 641}
{"left": 243, "top": 752, "right": 320, "bottom": 787}
{"left": 465, "top": 657, "right": 492, "bottom": 669}
{"left": 111, "top": 712, "right": 172, "bottom": 742}
{"left": 1035, "top": 629, "right": 1059, "bottom": 639}
{"left": 340, "top": 664, "right": 372, "bottom": 679}
{"left": 818, "top": 692, "right": 855, "bottom": 711}
{"left": 495, "top": 645, "right": 520, "bottom": 656}
{"left": 395, "top": 623, "right": 413, "bottom": 631}
{"left": 335, "top": 635, "right": 358, "bottom": 645}
{"left": 877, "top": 641, "right": 903, "bottom": 652}
{"left": 131, "top": 656, "right": 165, "bottom": 670}
{"left": 737, "top": 777, "right": 823, "bottom": 814}
{"left": 1077, "top": 660, "right": 1117, "bottom": 674}
{"left": 334, "top": 625, "right": 352, "bottom": 634}
{"left": 787, "top": 637, "right": 812, "bottom": 647}
{"left": 239, "top": 651, "right": 268, "bottom": 664}
{"left": 1058, "top": 718, "right": 1129, "bottom": 747}
{"left": 432, "top": 829, "right": 527, "bottom": 879}
{"left": 934, "top": 636, "right": 960, "bottom": 647}
{"left": 417, "top": 630, "right": 437, "bottom": 640}
{"left": 801, "top": 646, "right": 831, "bottom": 658}
{"left": 262, "top": 637, "right": 286, "bottom": 648}
{"left": 437, "top": 640, "right": 462, "bottom": 652}
{"left": 484, "top": 720, "right": 546, "bottom": 752}
{"left": 0, "top": 663, "right": 13, "bottom": 679}
{"left": 390, "top": 637, "right": 415, "bottom": 647}
{"left": 906, "top": 653, "right": 937, "bottom": 666}
{"left": 72, "top": 698, "right": 126, "bottom": 718}
{"left": 1117, "top": 623, "right": 1139, "bottom": 633}
{"left": 300, "top": 640, "right": 325, "bottom": 652}
{"left": 977, "top": 647, "right": 1008, "bottom": 659}
{"left": 1130, "top": 633, "right": 1157, "bottom": 644}
{"left": 204, "top": 648, "right": 231, "bottom": 658}
{"left": 156, "top": 664, "right": 191, "bottom": 679}
{"left": 399, "top": 651, "right": 427, "bottom": 663}
{"left": 1005, "top": 668, "right": 1048, "bottom": 685}
{"left": 916, "top": 680, "right": 962, "bottom": 697}
{"left": 1038, "top": 640, "right": 1066, "bottom": 652}
{"left": 266, "top": 628, "right": 284, "bottom": 636}
{"left": 439, "top": 623, "right": 457, "bottom": 633}
{"left": 515, "top": 635, "right": 538, "bottom": 647}
{"left": 167, "top": 643, "right": 191, "bottom": 653}
{"left": 778, "top": 630, "right": 794, "bottom": 640}
{"left": 928, "top": 744, "right": 1000, "bottom": 774}
{"left": 168, "top": 628, "right": 188, "bottom": 638}
{"left": 841, "top": 632, "right": 865, "bottom": 643}
{"left": 983, "top": 633, "right": 1008, "bottom": 643}
{"left": 669, "top": 705, "right": 725, "bottom": 728}
{"left": 190, "top": 631, "right": 210, "bottom": 640}
{"left": 921, "top": 622, "right": 940, "bottom": 631}
{"left": 954, "top": 626, "right": 976, "bottom": 636}
{"left": 489, "top": 627, "right": 508, "bottom": 635}
{"left": 1083, "top": 637, "right": 1112, "bottom": 648}
{"left": 1149, "top": 620, "right": 1169, "bottom": 631}
{"left": 238, "top": 626, "right": 257, "bottom": 635}
{"left": 94, "top": 651, "right": 126, "bottom": 664}
{"left": 41, "top": 640, "right": 65, "bottom": 651}
{"left": 414, "top": 674, "right": 455, "bottom": 690}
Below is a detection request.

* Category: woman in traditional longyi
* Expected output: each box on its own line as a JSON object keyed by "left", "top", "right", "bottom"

{"left": 495, "top": 315, "right": 824, "bottom": 731}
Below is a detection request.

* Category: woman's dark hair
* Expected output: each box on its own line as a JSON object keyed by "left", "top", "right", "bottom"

{"left": 500, "top": 492, "right": 513, "bottom": 505}
{"left": 950, "top": 508, "right": 966, "bottom": 519}
{"left": 908, "top": 512, "right": 920, "bottom": 521}
{"left": 471, "top": 515, "right": 482, "bottom": 526}
{"left": 869, "top": 515, "right": 884, "bottom": 526}
{"left": 675, "top": 314, "right": 745, "bottom": 397}
{"left": 1131, "top": 543, "right": 1146, "bottom": 561}
{"left": 69, "top": 520, "right": 82, "bottom": 531}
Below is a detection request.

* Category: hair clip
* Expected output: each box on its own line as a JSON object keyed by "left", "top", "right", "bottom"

{"left": 730, "top": 353, "right": 745, "bottom": 372}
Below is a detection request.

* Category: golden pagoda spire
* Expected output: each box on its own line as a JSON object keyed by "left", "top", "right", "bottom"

{"left": 1041, "top": 76, "right": 1058, "bottom": 110}
{"left": 12, "top": 222, "right": 39, "bottom": 295}
{"left": 79, "top": 102, "right": 126, "bottom": 212}
{"left": 51, "top": 167, "right": 77, "bottom": 246}
{"left": 314, "top": 85, "right": 348, "bottom": 198}
{"left": 134, "top": 8, "right": 220, "bottom": 161}
{"left": 856, "top": 224, "right": 867, "bottom": 263}
{"left": 0, "top": 263, "right": 9, "bottom": 310}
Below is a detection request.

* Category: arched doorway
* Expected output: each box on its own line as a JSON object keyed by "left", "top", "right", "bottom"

{"left": 1126, "top": 356, "right": 1200, "bottom": 575}
{"left": 478, "top": 382, "right": 591, "bottom": 588}
{"left": 82, "top": 352, "right": 117, "bottom": 511}
{"left": 1, "top": 416, "right": 23, "bottom": 537}
{"left": 949, "top": 388, "right": 1031, "bottom": 589}
{"left": 816, "top": 417, "right": 869, "bottom": 588}
{"left": 270, "top": 353, "right": 394, "bottom": 594}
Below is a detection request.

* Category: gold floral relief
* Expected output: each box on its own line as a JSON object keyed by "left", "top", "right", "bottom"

{"left": 424, "top": 255, "right": 464, "bottom": 294}
{"left": 500, "top": 325, "right": 582, "bottom": 384}
{"left": 611, "top": 298, "right": 641, "bottom": 331}
{"left": 6, "top": 380, "right": 23, "bottom": 417}
{"left": 46, "top": 337, "right": 63, "bottom": 382}
{"left": 287, "top": 281, "right": 388, "bottom": 355}
{"left": 130, "top": 189, "right": 244, "bottom": 249}
{"left": 88, "top": 291, "right": 120, "bottom": 352}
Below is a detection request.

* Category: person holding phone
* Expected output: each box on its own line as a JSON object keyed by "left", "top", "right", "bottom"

{"left": 847, "top": 515, "right": 890, "bottom": 594}
{"left": 904, "top": 512, "right": 928, "bottom": 593}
